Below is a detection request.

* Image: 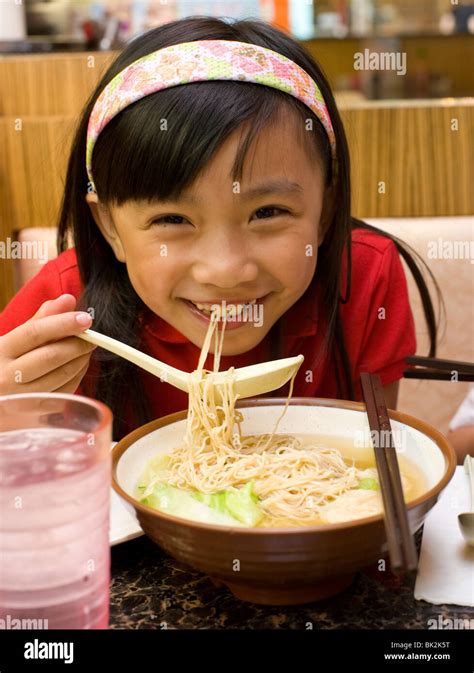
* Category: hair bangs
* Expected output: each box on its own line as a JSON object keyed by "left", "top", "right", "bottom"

{"left": 90, "top": 80, "right": 329, "bottom": 206}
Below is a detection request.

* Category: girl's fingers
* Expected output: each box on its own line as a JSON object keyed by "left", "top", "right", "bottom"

{"left": 51, "top": 360, "right": 91, "bottom": 395}
{"left": 32, "top": 294, "right": 77, "bottom": 320}
{"left": 38, "top": 352, "right": 93, "bottom": 393}
{"left": 13, "top": 336, "right": 96, "bottom": 383}
{"left": 2, "top": 352, "right": 93, "bottom": 395}
{"left": 2, "top": 310, "right": 93, "bottom": 359}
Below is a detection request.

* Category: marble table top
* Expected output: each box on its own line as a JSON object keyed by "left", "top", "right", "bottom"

{"left": 109, "top": 531, "right": 474, "bottom": 630}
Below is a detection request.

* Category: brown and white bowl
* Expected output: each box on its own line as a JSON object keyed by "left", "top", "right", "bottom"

{"left": 111, "top": 398, "right": 456, "bottom": 605}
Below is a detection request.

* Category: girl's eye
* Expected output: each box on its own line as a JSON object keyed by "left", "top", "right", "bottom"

{"left": 252, "top": 206, "right": 289, "bottom": 220}
{"left": 151, "top": 214, "right": 189, "bottom": 226}
{"left": 149, "top": 207, "right": 289, "bottom": 227}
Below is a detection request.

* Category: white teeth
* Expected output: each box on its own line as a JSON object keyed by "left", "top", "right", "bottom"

{"left": 194, "top": 299, "right": 257, "bottom": 313}
{"left": 190, "top": 298, "right": 259, "bottom": 319}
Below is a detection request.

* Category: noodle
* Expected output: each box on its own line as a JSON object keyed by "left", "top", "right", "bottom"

{"left": 142, "top": 309, "right": 370, "bottom": 526}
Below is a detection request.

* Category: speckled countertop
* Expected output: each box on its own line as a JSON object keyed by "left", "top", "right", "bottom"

{"left": 109, "top": 531, "right": 474, "bottom": 630}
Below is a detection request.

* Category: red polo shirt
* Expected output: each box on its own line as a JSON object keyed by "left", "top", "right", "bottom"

{"left": 0, "top": 228, "right": 416, "bottom": 431}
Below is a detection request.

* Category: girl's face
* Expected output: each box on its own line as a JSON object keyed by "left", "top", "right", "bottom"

{"left": 87, "top": 110, "right": 329, "bottom": 356}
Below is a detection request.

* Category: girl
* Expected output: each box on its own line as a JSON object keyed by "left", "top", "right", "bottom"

{"left": 0, "top": 17, "right": 439, "bottom": 440}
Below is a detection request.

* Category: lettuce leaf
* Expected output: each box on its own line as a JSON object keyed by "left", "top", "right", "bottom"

{"left": 357, "top": 477, "right": 379, "bottom": 491}
{"left": 139, "top": 481, "right": 263, "bottom": 527}
{"left": 194, "top": 481, "right": 264, "bottom": 527}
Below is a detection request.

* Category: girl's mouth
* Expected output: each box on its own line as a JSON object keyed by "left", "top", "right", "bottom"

{"left": 181, "top": 296, "right": 269, "bottom": 330}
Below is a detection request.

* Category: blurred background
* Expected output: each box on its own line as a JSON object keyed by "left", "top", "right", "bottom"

{"left": 0, "top": 0, "right": 473, "bottom": 99}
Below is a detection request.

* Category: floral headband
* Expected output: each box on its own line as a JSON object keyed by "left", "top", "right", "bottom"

{"left": 86, "top": 39, "right": 337, "bottom": 193}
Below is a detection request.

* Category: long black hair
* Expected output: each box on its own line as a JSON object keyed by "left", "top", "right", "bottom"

{"left": 57, "top": 16, "right": 442, "bottom": 439}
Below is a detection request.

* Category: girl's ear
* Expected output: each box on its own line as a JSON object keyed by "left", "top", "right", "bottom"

{"left": 85, "top": 193, "right": 126, "bottom": 263}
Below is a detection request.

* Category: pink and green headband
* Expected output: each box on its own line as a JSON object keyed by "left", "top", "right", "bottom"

{"left": 86, "top": 39, "right": 337, "bottom": 194}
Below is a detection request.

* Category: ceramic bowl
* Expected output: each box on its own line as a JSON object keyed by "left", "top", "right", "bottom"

{"left": 112, "top": 398, "right": 456, "bottom": 605}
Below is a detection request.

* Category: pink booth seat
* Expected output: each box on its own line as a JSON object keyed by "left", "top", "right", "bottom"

{"left": 366, "top": 217, "right": 474, "bottom": 436}
{"left": 12, "top": 219, "right": 474, "bottom": 435}
{"left": 13, "top": 227, "right": 61, "bottom": 292}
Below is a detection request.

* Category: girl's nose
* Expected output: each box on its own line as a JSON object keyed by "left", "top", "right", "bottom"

{"left": 191, "top": 232, "right": 259, "bottom": 287}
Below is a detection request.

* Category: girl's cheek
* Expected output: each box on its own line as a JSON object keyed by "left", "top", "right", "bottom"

{"left": 279, "top": 244, "right": 317, "bottom": 281}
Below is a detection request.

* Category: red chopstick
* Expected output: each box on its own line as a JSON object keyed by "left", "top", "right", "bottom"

{"left": 361, "top": 373, "right": 418, "bottom": 573}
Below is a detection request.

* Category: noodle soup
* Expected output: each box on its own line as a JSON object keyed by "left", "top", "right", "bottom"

{"left": 136, "top": 432, "right": 427, "bottom": 528}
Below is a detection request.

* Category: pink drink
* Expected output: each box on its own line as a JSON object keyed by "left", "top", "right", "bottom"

{"left": 0, "top": 395, "right": 112, "bottom": 630}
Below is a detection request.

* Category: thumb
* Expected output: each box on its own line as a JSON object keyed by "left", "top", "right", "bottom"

{"left": 32, "top": 294, "right": 77, "bottom": 320}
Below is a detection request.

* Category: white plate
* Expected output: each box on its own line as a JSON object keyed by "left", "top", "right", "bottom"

{"left": 109, "top": 442, "right": 143, "bottom": 546}
{"left": 109, "top": 488, "right": 143, "bottom": 546}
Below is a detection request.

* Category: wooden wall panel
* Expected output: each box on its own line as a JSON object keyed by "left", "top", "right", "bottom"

{"left": 0, "top": 52, "right": 115, "bottom": 116}
{"left": 340, "top": 102, "right": 474, "bottom": 217}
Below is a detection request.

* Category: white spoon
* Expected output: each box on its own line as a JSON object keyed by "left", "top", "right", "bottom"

{"left": 77, "top": 328, "right": 304, "bottom": 399}
{"left": 458, "top": 455, "right": 474, "bottom": 547}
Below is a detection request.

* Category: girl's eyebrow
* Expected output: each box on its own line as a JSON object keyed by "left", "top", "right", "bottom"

{"left": 238, "top": 179, "right": 304, "bottom": 200}
{"left": 154, "top": 179, "right": 304, "bottom": 206}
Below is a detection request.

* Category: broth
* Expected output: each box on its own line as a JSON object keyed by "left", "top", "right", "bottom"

{"left": 137, "top": 432, "right": 428, "bottom": 528}
{"left": 257, "top": 433, "right": 427, "bottom": 527}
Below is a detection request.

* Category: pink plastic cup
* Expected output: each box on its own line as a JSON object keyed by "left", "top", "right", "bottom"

{"left": 0, "top": 393, "right": 112, "bottom": 629}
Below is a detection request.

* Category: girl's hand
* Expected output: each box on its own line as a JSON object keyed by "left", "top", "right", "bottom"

{"left": 0, "top": 294, "right": 97, "bottom": 395}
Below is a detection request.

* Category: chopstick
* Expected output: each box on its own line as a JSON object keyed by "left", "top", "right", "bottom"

{"left": 404, "top": 356, "right": 474, "bottom": 382}
{"left": 360, "top": 373, "right": 418, "bottom": 573}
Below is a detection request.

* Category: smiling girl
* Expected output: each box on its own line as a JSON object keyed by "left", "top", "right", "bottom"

{"left": 0, "top": 17, "right": 439, "bottom": 440}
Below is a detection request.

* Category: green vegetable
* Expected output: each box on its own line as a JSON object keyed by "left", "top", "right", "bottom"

{"left": 194, "top": 481, "right": 263, "bottom": 527}
{"left": 139, "top": 481, "right": 264, "bottom": 527}
{"left": 193, "top": 490, "right": 228, "bottom": 513}
{"left": 357, "top": 477, "right": 379, "bottom": 491}
{"left": 140, "top": 482, "right": 245, "bottom": 526}
{"left": 223, "top": 481, "right": 264, "bottom": 526}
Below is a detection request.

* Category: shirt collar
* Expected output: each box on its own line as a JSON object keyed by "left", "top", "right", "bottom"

{"left": 141, "top": 280, "right": 319, "bottom": 344}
